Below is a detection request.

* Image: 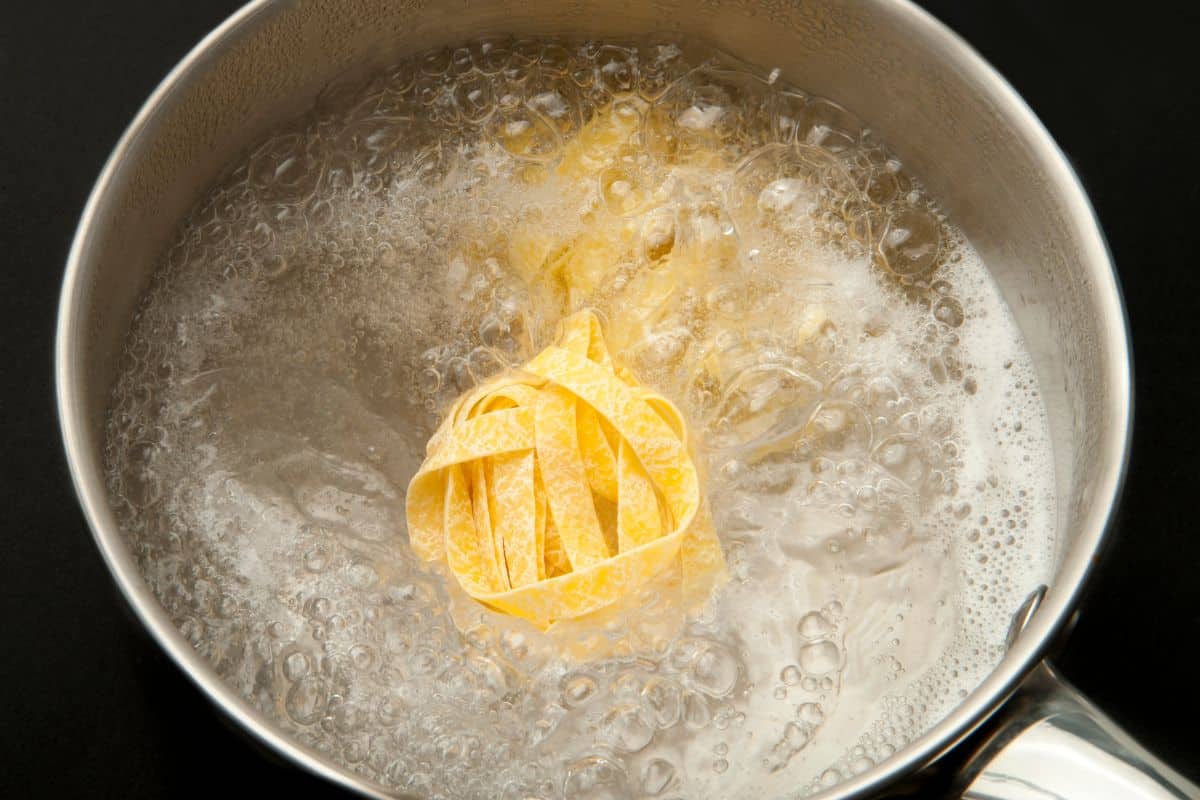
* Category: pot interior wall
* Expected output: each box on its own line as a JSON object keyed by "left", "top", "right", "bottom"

{"left": 61, "top": 0, "right": 1126, "bottom": 793}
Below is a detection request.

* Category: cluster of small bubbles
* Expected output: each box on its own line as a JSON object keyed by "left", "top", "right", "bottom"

{"left": 105, "top": 34, "right": 1057, "bottom": 800}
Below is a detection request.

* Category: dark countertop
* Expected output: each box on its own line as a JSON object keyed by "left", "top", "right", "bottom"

{"left": 2, "top": 2, "right": 1197, "bottom": 797}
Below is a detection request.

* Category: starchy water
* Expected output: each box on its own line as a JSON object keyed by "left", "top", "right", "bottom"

{"left": 106, "top": 37, "right": 1055, "bottom": 798}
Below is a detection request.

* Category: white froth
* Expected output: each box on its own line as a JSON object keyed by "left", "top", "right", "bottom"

{"left": 105, "top": 38, "right": 1056, "bottom": 799}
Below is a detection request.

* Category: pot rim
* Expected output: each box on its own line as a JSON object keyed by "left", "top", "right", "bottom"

{"left": 55, "top": 1, "right": 1132, "bottom": 798}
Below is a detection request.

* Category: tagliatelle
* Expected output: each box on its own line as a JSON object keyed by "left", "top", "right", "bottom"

{"left": 406, "top": 310, "right": 725, "bottom": 629}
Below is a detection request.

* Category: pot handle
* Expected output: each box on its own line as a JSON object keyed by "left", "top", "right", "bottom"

{"left": 955, "top": 661, "right": 1199, "bottom": 799}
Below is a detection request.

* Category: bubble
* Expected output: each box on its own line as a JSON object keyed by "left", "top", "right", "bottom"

{"left": 864, "top": 167, "right": 900, "bottom": 205}
{"left": 420, "top": 48, "right": 452, "bottom": 76}
{"left": 408, "top": 647, "right": 439, "bottom": 676}
{"left": 798, "top": 641, "right": 842, "bottom": 676}
{"left": 850, "top": 755, "right": 875, "bottom": 774}
{"left": 304, "top": 545, "right": 330, "bottom": 575}
{"left": 871, "top": 434, "right": 931, "bottom": 488}
{"left": 682, "top": 689, "right": 712, "bottom": 729}
{"left": 305, "top": 596, "right": 332, "bottom": 621}
{"left": 797, "top": 702, "right": 824, "bottom": 726}
{"left": 767, "top": 722, "right": 812, "bottom": 772}
{"left": 286, "top": 676, "right": 328, "bottom": 724}
{"left": 687, "top": 641, "right": 740, "bottom": 697}
{"left": 248, "top": 133, "right": 322, "bottom": 202}
{"left": 499, "top": 629, "right": 530, "bottom": 661}
{"left": 801, "top": 401, "right": 873, "bottom": 457}
{"left": 642, "top": 757, "right": 676, "bottom": 796}
{"left": 599, "top": 703, "right": 655, "bottom": 753}
{"left": 526, "top": 76, "right": 583, "bottom": 138}
{"left": 793, "top": 97, "right": 861, "bottom": 150}
{"left": 727, "top": 144, "right": 824, "bottom": 233}
{"left": 563, "top": 755, "right": 628, "bottom": 800}
{"left": 636, "top": 41, "right": 687, "bottom": 101}
{"left": 539, "top": 43, "right": 571, "bottom": 75}
{"left": 876, "top": 205, "right": 941, "bottom": 276}
{"left": 281, "top": 648, "right": 311, "bottom": 681}
{"left": 562, "top": 674, "right": 599, "bottom": 707}
{"left": 349, "top": 643, "right": 377, "bottom": 671}
{"left": 709, "top": 363, "right": 822, "bottom": 451}
{"left": 797, "top": 612, "right": 834, "bottom": 639}
{"left": 612, "top": 672, "right": 644, "bottom": 698}
{"left": 472, "top": 38, "right": 511, "bottom": 74}
{"left": 600, "top": 165, "right": 650, "bottom": 216}
{"left": 489, "top": 105, "right": 561, "bottom": 160}
{"left": 769, "top": 89, "right": 807, "bottom": 142}
{"left": 933, "top": 296, "right": 965, "bottom": 328}
{"left": 645, "top": 68, "right": 772, "bottom": 162}
{"left": 595, "top": 45, "right": 637, "bottom": 95}
{"left": 631, "top": 327, "right": 693, "bottom": 372}
{"left": 346, "top": 562, "right": 379, "bottom": 590}
{"left": 641, "top": 677, "right": 683, "bottom": 728}
{"left": 453, "top": 74, "right": 495, "bottom": 124}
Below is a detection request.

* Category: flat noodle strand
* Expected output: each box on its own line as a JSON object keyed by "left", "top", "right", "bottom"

{"left": 406, "top": 309, "right": 726, "bottom": 629}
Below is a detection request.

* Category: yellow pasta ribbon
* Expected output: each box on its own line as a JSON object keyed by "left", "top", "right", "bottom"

{"left": 406, "top": 309, "right": 725, "bottom": 628}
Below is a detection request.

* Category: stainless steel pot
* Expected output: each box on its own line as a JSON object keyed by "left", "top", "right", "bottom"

{"left": 54, "top": 1, "right": 1197, "bottom": 797}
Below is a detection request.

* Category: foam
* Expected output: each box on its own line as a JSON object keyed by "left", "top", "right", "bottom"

{"left": 105, "top": 36, "right": 1056, "bottom": 798}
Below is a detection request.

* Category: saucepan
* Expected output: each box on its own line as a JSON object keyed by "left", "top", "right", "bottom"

{"left": 55, "top": 0, "right": 1197, "bottom": 797}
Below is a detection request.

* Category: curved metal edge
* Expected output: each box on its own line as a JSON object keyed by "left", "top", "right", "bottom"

{"left": 802, "top": 1, "right": 1134, "bottom": 798}
{"left": 957, "top": 663, "right": 1198, "bottom": 799}
{"left": 54, "top": 2, "right": 397, "bottom": 798}
{"left": 53, "top": 1, "right": 1134, "bottom": 799}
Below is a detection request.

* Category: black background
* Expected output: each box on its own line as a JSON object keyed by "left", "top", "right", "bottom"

{"left": 2, "top": 2, "right": 1198, "bottom": 797}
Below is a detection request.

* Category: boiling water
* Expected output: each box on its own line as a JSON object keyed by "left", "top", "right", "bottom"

{"left": 106, "top": 38, "right": 1055, "bottom": 798}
